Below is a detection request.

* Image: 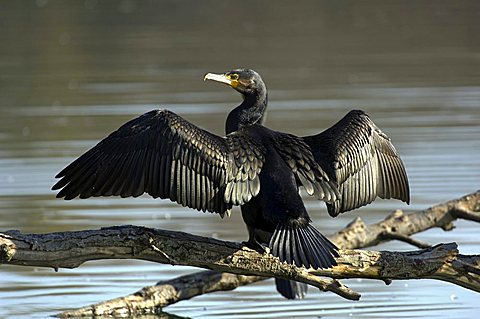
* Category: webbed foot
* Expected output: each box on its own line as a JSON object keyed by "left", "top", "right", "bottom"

{"left": 242, "top": 239, "right": 268, "bottom": 254}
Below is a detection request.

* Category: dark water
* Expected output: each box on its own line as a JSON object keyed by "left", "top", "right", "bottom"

{"left": 1, "top": 1, "right": 479, "bottom": 318}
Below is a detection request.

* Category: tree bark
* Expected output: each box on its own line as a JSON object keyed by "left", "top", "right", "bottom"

{"left": 1, "top": 190, "right": 479, "bottom": 318}
{"left": 330, "top": 190, "right": 480, "bottom": 249}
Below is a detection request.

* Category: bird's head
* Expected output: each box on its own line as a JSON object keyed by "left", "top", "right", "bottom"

{"left": 204, "top": 68, "right": 265, "bottom": 97}
{"left": 205, "top": 68, "right": 268, "bottom": 133}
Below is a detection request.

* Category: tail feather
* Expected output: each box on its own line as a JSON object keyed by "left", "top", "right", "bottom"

{"left": 301, "top": 226, "right": 338, "bottom": 266}
{"left": 269, "top": 223, "right": 338, "bottom": 270}
{"left": 295, "top": 227, "right": 312, "bottom": 267}
{"left": 275, "top": 278, "right": 308, "bottom": 299}
{"left": 270, "top": 225, "right": 282, "bottom": 258}
{"left": 290, "top": 228, "right": 301, "bottom": 267}
{"left": 284, "top": 227, "right": 293, "bottom": 264}
{"left": 298, "top": 227, "right": 326, "bottom": 268}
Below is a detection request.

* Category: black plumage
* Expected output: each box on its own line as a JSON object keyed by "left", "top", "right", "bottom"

{"left": 52, "top": 68, "right": 409, "bottom": 299}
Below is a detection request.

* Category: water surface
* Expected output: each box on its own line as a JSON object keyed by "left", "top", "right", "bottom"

{"left": 1, "top": 1, "right": 479, "bottom": 318}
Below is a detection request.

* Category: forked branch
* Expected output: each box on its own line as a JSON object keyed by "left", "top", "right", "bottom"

{"left": 1, "top": 190, "right": 479, "bottom": 318}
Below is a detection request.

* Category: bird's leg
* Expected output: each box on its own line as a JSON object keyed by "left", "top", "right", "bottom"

{"left": 242, "top": 226, "right": 268, "bottom": 254}
{"left": 242, "top": 238, "right": 267, "bottom": 253}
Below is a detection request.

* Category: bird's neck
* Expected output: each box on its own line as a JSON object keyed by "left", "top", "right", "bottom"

{"left": 226, "top": 91, "right": 268, "bottom": 134}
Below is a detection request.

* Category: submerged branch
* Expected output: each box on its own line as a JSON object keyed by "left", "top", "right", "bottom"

{"left": 57, "top": 271, "right": 265, "bottom": 318}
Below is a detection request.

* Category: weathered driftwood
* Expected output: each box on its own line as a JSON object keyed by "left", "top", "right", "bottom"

{"left": 56, "top": 243, "right": 479, "bottom": 318}
{"left": 0, "top": 225, "right": 358, "bottom": 300}
{"left": 1, "top": 190, "right": 479, "bottom": 318}
{"left": 330, "top": 190, "right": 480, "bottom": 249}
{"left": 47, "top": 243, "right": 480, "bottom": 317}
{"left": 59, "top": 190, "right": 480, "bottom": 317}
{"left": 56, "top": 271, "right": 266, "bottom": 317}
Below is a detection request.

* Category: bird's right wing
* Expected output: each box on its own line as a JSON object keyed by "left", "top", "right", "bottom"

{"left": 303, "top": 110, "right": 409, "bottom": 216}
{"left": 52, "top": 109, "right": 265, "bottom": 217}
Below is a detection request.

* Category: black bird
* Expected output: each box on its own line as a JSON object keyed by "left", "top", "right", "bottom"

{"left": 52, "top": 68, "right": 409, "bottom": 299}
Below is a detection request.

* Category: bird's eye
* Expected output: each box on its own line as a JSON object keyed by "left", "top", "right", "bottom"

{"left": 229, "top": 74, "right": 239, "bottom": 80}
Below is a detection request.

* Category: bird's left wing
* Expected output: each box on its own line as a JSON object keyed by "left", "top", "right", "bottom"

{"left": 303, "top": 110, "right": 409, "bottom": 217}
{"left": 52, "top": 109, "right": 264, "bottom": 217}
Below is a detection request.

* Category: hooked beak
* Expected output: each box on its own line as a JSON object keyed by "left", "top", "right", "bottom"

{"left": 204, "top": 73, "right": 238, "bottom": 88}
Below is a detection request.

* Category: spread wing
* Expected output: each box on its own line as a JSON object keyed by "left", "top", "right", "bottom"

{"left": 303, "top": 110, "right": 409, "bottom": 216}
{"left": 52, "top": 109, "right": 265, "bottom": 217}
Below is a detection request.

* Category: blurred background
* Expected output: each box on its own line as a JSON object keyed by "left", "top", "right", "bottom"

{"left": 0, "top": 1, "right": 479, "bottom": 318}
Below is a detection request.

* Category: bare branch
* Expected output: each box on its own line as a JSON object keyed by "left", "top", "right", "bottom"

{"left": 379, "top": 232, "right": 431, "bottom": 248}
{"left": 331, "top": 190, "right": 480, "bottom": 249}
{"left": 1, "top": 190, "right": 478, "bottom": 318}
{"left": 58, "top": 189, "right": 480, "bottom": 316}
{"left": 3, "top": 225, "right": 479, "bottom": 295}
{"left": 0, "top": 226, "right": 359, "bottom": 300}
{"left": 57, "top": 271, "right": 265, "bottom": 318}
{"left": 53, "top": 241, "right": 480, "bottom": 318}
{"left": 322, "top": 243, "right": 480, "bottom": 293}
{"left": 450, "top": 204, "right": 480, "bottom": 223}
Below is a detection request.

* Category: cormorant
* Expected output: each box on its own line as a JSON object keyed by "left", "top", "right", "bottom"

{"left": 52, "top": 68, "right": 409, "bottom": 299}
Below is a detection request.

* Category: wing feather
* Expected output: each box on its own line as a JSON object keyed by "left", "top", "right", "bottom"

{"left": 52, "top": 109, "right": 265, "bottom": 216}
{"left": 303, "top": 110, "right": 409, "bottom": 216}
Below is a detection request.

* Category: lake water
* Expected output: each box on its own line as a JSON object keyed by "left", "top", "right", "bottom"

{"left": 1, "top": 1, "right": 479, "bottom": 318}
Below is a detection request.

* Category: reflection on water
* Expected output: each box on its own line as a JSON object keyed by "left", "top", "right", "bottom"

{"left": 1, "top": 1, "right": 479, "bottom": 319}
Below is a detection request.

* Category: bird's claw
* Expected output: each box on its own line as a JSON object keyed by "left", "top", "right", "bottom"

{"left": 242, "top": 240, "right": 268, "bottom": 254}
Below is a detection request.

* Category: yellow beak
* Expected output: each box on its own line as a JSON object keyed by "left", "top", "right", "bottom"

{"left": 204, "top": 73, "right": 238, "bottom": 88}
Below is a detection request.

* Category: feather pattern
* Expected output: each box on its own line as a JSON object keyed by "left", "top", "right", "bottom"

{"left": 223, "top": 133, "right": 265, "bottom": 205}
{"left": 303, "top": 110, "right": 410, "bottom": 216}
{"left": 269, "top": 222, "right": 338, "bottom": 270}
{"left": 274, "top": 133, "right": 340, "bottom": 204}
{"left": 52, "top": 109, "right": 265, "bottom": 217}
